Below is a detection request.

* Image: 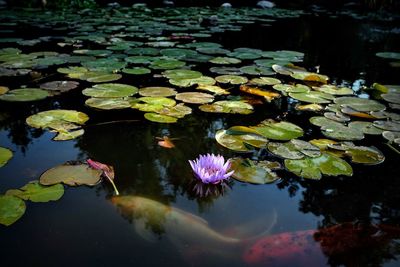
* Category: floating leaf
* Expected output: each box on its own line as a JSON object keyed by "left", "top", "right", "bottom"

{"left": 0, "top": 147, "right": 12, "bottom": 167}
{"left": 175, "top": 92, "right": 214, "bottom": 104}
{"left": 82, "top": 83, "right": 138, "bottom": 98}
{"left": 345, "top": 146, "right": 385, "bottom": 165}
{"left": 376, "top": 52, "right": 400, "bottom": 60}
{"left": 251, "top": 120, "right": 304, "bottom": 141}
{"left": 139, "top": 87, "right": 177, "bottom": 97}
{"left": 85, "top": 98, "right": 131, "bottom": 110}
{"left": 215, "top": 128, "right": 268, "bottom": 152}
{"left": 162, "top": 69, "right": 202, "bottom": 80}
{"left": 295, "top": 103, "right": 324, "bottom": 112}
{"left": 289, "top": 91, "right": 333, "bottom": 104}
{"left": 210, "top": 57, "right": 241, "bottom": 64}
{"left": 6, "top": 181, "right": 64, "bottom": 202}
{"left": 26, "top": 110, "right": 89, "bottom": 141}
{"left": 240, "top": 65, "right": 274, "bottom": 76}
{"left": 381, "top": 93, "right": 400, "bottom": 104}
{"left": 122, "top": 67, "right": 151, "bottom": 75}
{"left": 230, "top": 158, "right": 280, "bottom": 184}
{"left": 40, "top": 81, "right": 79, "bottom": 94}
{"left": 169, "top": 76, "right": 215, "bottom": 88}
{"left": 144, "top": 113, "right": 177, "bottom": 123}
{"left": 215, "top": 75, "right": 248, "bottom": 85}
{"left": 0, "top": 88, "right": 49, "bottom": 102}
{"left": 200, "top": 100, "right": 253, "bottom": 114}
{"left": 249, "top": 77, "right": 281, "bottom": 86}
{"left": 0, "top": 195, "right": 26, "bottom": 226}
{"left": 285, "top": 153, "right": 353, "bottom": 180}
{"left": 267, "top": 139, "right": 321, "bottom": 159}
{"left": 150, "top": 59, "right": 186, "bottom": 70}
{"left": 334, "top": 97, "right": 386, "bottom": 112}
{"left": 197, "top": 85, "right": 229, "bottom": 95}
{"left": 39, "top": 162, "right": 102, "bottom": 186}
{"left": 373, "top": 120, "right": 400, "bottom": 132}
{"left": 313, "top": 85, "right": 353, "bottom": 95}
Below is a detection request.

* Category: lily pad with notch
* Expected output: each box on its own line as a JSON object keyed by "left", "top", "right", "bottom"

{"left": 230, "top": 157, "right": 280, "bottom": 184}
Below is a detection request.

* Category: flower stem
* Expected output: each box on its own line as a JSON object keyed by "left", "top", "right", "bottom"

{"left": 105, "top": 173, "right": 120, "bottom": 196}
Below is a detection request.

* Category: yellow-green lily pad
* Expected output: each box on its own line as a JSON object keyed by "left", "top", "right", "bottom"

{"left": 230, "top": 157, "right": 280, "bottom": 184}
{"left": 251, "top": 120, "right": 304, "bottom": 141}
{"left": 0, "top": 195, "right": 26, "bottom": 226}
{"left": 0, "top": 88, "right": 49, "bottom": 102}
{"left": 144, "top": 113, "right": 178, "bottom": 123}
{"left": 175, "top": 92, "right": 214, "bottom": 104}
{"left": 0, "top": 147, "right": 12, "bottom": 167}
{"left": 6, "top": 181, "right": 64, "bottom": 202}
{"left": 82, "top": 83, "right": 138, "bottom": 98}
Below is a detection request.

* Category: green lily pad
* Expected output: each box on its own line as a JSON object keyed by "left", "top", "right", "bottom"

{"left": 289, "top": 91, "right": 333, "bottom": 104}
{"left": 240, "top": 65, "right": 274, "bottom": 76}
{"left": 162, "top": 69, "right": 202, "bottom": 80}
{"left": 39, "top": 162, "right": 102, "bottom": 186}
{"left": 381, "top": 93, "right": 400, "bottom": 104}
{"left": 310, "top": 116, "right": 365, "bottom": 140}
{"left": 348, "top": 121, "right": 383, "bottom": 135}
{"left": 373, "top": 120, "right": 400, "bottom": 131}
{"left": 139, "top": 87, "right": 177, "bottom": 97}
{"left": 334, "top": 97, "right": 386, "bottom": 112}
{"left": 383, "top": 131, "right": 400, "bottom": 144}
{"left": 79, "top": 72, "right": 122, "bottom": 83}
{"left": 345, "top": 146, "right": 385, "bottom": 165}
{"left": 0, "top": 88, "right": 49, "bottom": 102}
{"left": 85, "top": 98, "right": 131, "bottom": 110}
{"left": 313, "top": 85, "right": 353, "bottom": 95}
{"left": 169, "top": 76, "right": 216, "bottom": 88}
{"left": 6, "top": 181, "right": 64, "bottom": 202}
{"left": 26, "top": 109, "right": 89, "bottom": 141}
{"left": 215, "top": 75, "right": 248, "bottom": 85}
{"left": 175, "top": 92, "right": 214, "bottom": 104}
{"left": 209, "top": 66, "right": 242, "bottom": 75}
{"left": 210, "top": 57, "right": 241, "bottom": 64}
{"left": 200, "top": 100, "right": 254, "bottom": 114}
{"left": 215, "top": 128, "right": 268, "bottom": 152}
{"left": 230, "top": 158, "right": 280, "bottom": 184}
{"left": 285, "top": 153, "right": 353, "bottom": 180}
{"left": 144, "top": 113, "right": 178, "bottom": 123}
{"left": 267, "top": 139, "right": 321, "bottom": 159}
{"left": 249, "top": 77, "right": 281, "bottom": 86}
{"left": 40, "top": 81, "right": 79, "bottom": 94}
{"left": 0, "top": 147, "right": 12, "bottom": 167}
{"left": 157, "top": 103, "right": 192, "bottom": 118}
{"left": 150, "top": 59, "right": 186, "bottom": 70}
{"left": 273, "top": 84, "right": 310, "bottom": 94}
{"left": 0, "top": 195, "right": 26, "bottom": 226}
{"left": 122, "top": 67, "right": 151, "bottom": 75}
{"left": 251, "top": 120, "right": 304, "bottom": 141}
{"left": 82, "top": 83, "right": 138, "bottom": 98}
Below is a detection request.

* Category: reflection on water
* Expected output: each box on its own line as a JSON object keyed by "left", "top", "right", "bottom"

{"left": 1, "top": 8, "right": 400, "bottom": 267}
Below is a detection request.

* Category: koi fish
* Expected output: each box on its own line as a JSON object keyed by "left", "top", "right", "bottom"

{"left": 156, "top": 136, "right": 176, "bottom": 149}
{"left": 243, "top": 222, "right": 400, "bottom": 267}
{"left": 111, "top": 195, "right": 277, "bottom": 261}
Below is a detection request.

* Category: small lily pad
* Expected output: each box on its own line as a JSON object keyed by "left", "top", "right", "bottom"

{"left": 251, "top": 120, "right": 304, "bottom": 141}
{"left": 0, "top": 195, "right": 26, "bottom": 226}
{"left": 289, "top": 91, "right": 333, "bottom": 104}
{"left": 215, "top": 75, "right": 248, "bottom": 85}
{"left": 249, "top": 77, "right": 281, "bottom": 86}
{"left": 175, "top": 92, "right": 214, "bottom": 104}
{"left": 230, "top": 158, "right": 280, "bottom": 184}
{"left": 0, "top": 88, "right": 49, "bottom": 102}
{"left": 144, "top": 113, "right": 178, "bottom": 123}
{"left": 285, "top": 153, "right": 353, "bottom": 180}
{"left": 82, "top": 83, "right": 138, "bottom": 98}
{"left": 122, "top": 67, "right": 151, "bottom": 75}
{"left": 85, "top": 98, "right": 131, "bottom": 110}
{"left": 39, "top": 162, "right": 102, "bottom": 186}
{"left": 6, "top": 181, "right": 64, "bottom": 202}
{"left": 0, "top": 147, "right": 13, "bottom": 167}
{"left": 40, "top": 81, "right": 79, "bottom": 94}
{"left": 139, "top": 87, "right": 177, "bottom": 97}
{"left": 334, "top": 97, "right": 386, "bottom": 112}
{"left": 267, "top": 139, "right": 321, "bottom": 159}
{"left": 199, "top": 100, "right": 254, "bottom": 114}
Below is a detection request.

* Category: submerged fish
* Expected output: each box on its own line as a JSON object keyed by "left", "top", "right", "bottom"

{"left": 243, "top": 222, "right": 400, "bottom": 267}
{"left": 111, "top": 195, "right": 277, "bottom": 262}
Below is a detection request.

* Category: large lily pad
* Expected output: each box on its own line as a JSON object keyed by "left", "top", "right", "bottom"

{"left": 0, "top": 147, "right": 12, "bottom": 167}
{"left": 345, "top": 146, "right": 385, "bottom": 165}
{"left": 0, "top": 195, "right": 26, "bottom": 226}
{"left": 6, "top": 181, "right": 64, "bottom": 202}
{"left": 334, "top": 97, "right": 386, "bottom": 112}
{"left": 39, "top": 163, "right": 102, "bottom": 186}
{"left": 26, "top": 110, "right": 89, "bottom": 141}
{"left": 215, "top": 128, "right": 268, "bottom": 152}
{"left": 285, "top": 153, "right": 353, "bottom": 180}
{"left": 139, "top": 87, "right": 177, "bottom": 97}
{"left": 267, "top": 139, "right": 321, "bottom": 159}
{"left": 144, "top": 113, "right": 178, "bottom": 123}
{"left": 289, "top": 91, "right": 333, "bottom": 104}
{"left": 230, "top": 158, "right": 280, "bottom": 184}
{"left": 199, "top": 100, "right": 254, "bottom": 114}
{"left": 85, "top": 98, "right": 131, "bottom": 110}
{"left": 175, "top": 92, "right": 214, "bottom": 104}
{"left": 0, "top": 88, "right": 49, "bottom": 102}
{"left": 251, "top": 120, "right": 304, "bottom": 141}
{"left": 82, "top": 83, "right": 138, "bottom": 98}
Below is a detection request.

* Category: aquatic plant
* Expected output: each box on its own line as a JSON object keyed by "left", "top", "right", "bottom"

{"left": 189, "top": 154, "right": 233, "bottom": 184}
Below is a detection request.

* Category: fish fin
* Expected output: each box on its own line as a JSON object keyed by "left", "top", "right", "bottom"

{"left": 134, "top": 219, "right": 158, "bottom": 243}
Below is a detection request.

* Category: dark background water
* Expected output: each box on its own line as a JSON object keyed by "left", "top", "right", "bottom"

{"left": 1, "top": 7, "right": 400, "bottom": 267}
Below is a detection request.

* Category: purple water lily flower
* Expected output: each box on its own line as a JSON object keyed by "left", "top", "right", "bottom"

{"left": 189, "top": 153, "right": 234, "bottom": 184}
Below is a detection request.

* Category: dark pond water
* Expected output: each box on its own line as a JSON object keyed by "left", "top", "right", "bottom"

{"left": 1, "top": 6, "right": 400, "bottom": 267}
